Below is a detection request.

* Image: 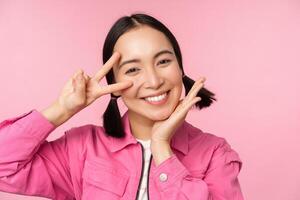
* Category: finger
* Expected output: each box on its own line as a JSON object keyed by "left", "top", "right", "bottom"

{"left": 74, "top": 72, "right": 86, "bottom": 95}
{"left": 181, "top": 97, "right": 201, "bottom": 117}
{"left": 185, "top": 77, "right": 205, "bottom": 102}
{"left": 173, "top": 99, "right": 184, "bottom": 113}
{"left": 174, "top": 97, "right": 201, "bottom": 121}
{"left": 72, "top": 69, "right": 84, "bottom": 79}
{"left": 189, "top": 97, "right": 201, "bottom": 109}
{"left": 177, "top": 77, "right": 205, "bottom": 110}
{"left": 82, "top": 72, "right": 91, "bottom": 82}
{"left": 93, "top": 52, "right": 121, "bottom": 82}
{"left": 190, "top": 77, "right": 205, "bottom": 95}
{"left": 95, "top": 81, "right": 133, "bottom": 97}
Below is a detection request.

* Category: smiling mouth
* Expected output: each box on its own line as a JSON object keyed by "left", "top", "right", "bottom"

{"left": 142, "top": 90, "right": 171, "bottom": 105}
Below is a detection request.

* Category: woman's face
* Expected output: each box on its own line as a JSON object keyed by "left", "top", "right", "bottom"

{"left": 112, "top": 25, "right": 183, "bottom": 123}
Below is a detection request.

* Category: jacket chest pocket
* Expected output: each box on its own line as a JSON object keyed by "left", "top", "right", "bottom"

{"left": 82, "top": 157, "right": 130, "bottom": 199}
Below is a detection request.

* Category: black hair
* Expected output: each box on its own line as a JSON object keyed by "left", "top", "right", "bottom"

{"left": 102, "top": 12, "right": 216, "bottom": 138}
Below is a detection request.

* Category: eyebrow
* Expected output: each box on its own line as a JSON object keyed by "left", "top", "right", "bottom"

{"left": 118, "top": 49, "right": 174, "bottom": 70}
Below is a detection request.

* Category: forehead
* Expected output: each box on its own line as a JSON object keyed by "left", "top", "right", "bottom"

{"left": 113, "top": 26, "right": 173, "bottom": 57}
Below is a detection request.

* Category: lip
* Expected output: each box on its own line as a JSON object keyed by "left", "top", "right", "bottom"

{"left": 142, "top": 90, "right": 170, "bottom": 105}
{"left": 141, "top": 90, "right": 170, "bottom": 99}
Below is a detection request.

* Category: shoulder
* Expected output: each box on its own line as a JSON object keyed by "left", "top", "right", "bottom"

{"left": 65, "top": 123, "right": 103, "bottom": 136}
{"left": 63, "top": 123, "right": 109, "bottom": 151}
{"left": 184, "top": 121, "right": 228, "bottom": 150}
{"left": 184, "top": 121, "right": 243, "bottom": 170}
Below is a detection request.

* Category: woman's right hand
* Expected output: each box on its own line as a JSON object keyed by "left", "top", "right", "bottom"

{"left": 41, "top": 51, "right": 132, "bottom": 127}
{"left": 52, "top": 51, "right": 132, "bottom": 119}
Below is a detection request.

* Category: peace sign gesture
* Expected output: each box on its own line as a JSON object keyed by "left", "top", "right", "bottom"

{"left": 55, "top": 52, "right": 133, "bottom": 117}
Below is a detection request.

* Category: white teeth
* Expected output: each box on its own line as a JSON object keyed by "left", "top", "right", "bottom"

{"left": 144, "top": 92, "right": 167, "bottom": 102}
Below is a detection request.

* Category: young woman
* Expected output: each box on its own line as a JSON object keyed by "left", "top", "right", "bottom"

{"left": 0, "top": 13, "right": 244, "bottom": 200}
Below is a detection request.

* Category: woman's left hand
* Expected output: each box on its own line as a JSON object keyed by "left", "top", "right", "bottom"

{"left": 150, "top": 77, "right": 206, "bottom": 145}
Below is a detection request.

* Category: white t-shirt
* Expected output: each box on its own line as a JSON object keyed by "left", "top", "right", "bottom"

{"left": 136, "top": 139, "right": 152, "bottom": 200}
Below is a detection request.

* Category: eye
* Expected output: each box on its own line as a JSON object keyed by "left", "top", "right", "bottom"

{"left": 157, "top": 59, "right": 171, "bottom": 65}
{"left": 125, "top": 67, "right": 140, "bottom": 74}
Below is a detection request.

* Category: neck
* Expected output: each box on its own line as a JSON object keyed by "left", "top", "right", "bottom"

{"left": 128, "top": 110, "right": 154, "bottom": 141}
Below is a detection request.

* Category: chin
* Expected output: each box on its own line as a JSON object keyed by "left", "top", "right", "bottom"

{"left": 148, "top": 113, "right": 170, "bottom": 121}
{"left": 143, "top": 107, "right": 175, "bottom": 121}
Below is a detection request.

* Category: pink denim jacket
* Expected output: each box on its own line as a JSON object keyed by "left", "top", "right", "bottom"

{"left": 0, "top": 109, "right": 244, "bottom": 200}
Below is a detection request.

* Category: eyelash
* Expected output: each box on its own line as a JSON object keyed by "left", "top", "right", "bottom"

{"left": 125, "top": 59, "right": 171, "bottom": 74}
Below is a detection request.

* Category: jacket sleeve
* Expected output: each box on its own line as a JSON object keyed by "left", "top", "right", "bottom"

{"left": 152, "top": 139, "right": 244, "bottom": 200}
{"left": 0, "top": 109, "right": 75, "bottom": 200}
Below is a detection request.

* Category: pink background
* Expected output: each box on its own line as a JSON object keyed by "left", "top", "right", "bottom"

{"left": 1, "top": 0, "right": 299, "bottom": 199}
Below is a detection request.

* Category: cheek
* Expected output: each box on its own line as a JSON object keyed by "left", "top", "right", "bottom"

{"left": 119, "top": 78, "right": 140, "bottom": 98}
{"left": 165, "top": 66, "right": 183, "bottom": 97}
{"left": 166, "top": 66, "right": 182, "bottom": 85}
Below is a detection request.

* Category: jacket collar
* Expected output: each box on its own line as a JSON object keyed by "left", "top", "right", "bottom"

{"left": 108, "top": 110, "right": 189, "bottom": 155}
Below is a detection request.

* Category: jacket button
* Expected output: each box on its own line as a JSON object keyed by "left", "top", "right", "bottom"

{"left": 159, "top": 173, "right": 168, "bottom": 182}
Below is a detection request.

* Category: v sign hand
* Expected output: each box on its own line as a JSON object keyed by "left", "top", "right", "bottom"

{"left": 48, "top": 52, "right": 133, "bottom": 126}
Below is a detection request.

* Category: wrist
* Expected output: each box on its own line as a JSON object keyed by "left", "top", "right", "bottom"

{"left": 41, "top": 100, "right": 73, "bottom": 127}
{"left": 150, "top": 141, "right": 173, "bottom": 166}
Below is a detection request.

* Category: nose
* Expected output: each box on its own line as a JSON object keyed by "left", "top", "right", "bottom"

{"left": 143, "top": 68, "right": 164, "bottom": 89}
